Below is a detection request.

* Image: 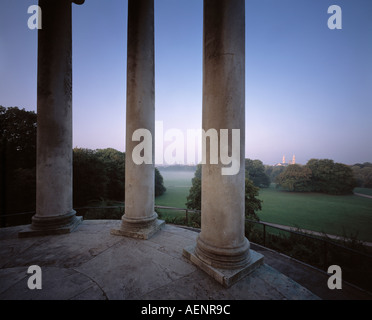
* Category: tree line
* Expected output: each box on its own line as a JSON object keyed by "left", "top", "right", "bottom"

{"left": 0, "top": 106, "right": 166, "bottom": 215}
{"left": 351, "top": 162, "right": 372, "bottom": 188}
{"left": 245, "top": 157, "right": 369, "bottom": 195}
{"left": 274, "top": 159, "right": 356, "bottom": 194}
{"left": 185, "top": 156, "right": 368, "bottom": 219}
{"left": 1, "top": 106, "right": 370, "bottom": 216}
{"left": 185, "top": 161, "right": 265, "bottom": 221}
{"left": 73, "top": 148, "right": 166, "bottom": 205}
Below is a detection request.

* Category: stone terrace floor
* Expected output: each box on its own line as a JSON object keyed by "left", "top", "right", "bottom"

{"left": 0, "top": 220, "right": 371, "bottom": 300}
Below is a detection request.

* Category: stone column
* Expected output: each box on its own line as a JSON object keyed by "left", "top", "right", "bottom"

{"left": 19, "top": 0, "right": 84, "bottom": 238}
{"left": 183, "top": 0, "right": 263, "bottom": 287}
{"left": 111, "top": 0, "right": 164, "bottom": 240}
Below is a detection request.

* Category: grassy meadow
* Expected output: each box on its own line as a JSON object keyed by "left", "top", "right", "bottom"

{"left": 155, "top": 170, "right": 195, "bottom": 208}
{"left": 154, "top": 170, "right": 195, "bottom": 223}
{"left": 155, "top": 170, "right": 372, "bottom": 242}
{"left": 354, "top": 187, "right": 372, "bottom": 196}
{"left": 257, "top": 186, "right": 372, "bottom": 241}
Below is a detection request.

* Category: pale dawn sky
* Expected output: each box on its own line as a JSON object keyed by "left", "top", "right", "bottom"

{"left": 1, "top": 0, "right": 371, "bottom": 165}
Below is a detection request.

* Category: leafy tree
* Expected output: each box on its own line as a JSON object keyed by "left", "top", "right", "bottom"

{"left": 306, "top": 159, "right": 334, "bottom": 193}
{"left": 244, "top": 178, "right": 262, "bottom": 220}
{"left": 73, "top": 148, "right": 167, "bottom": 205}
{"left": 8, "top": 168, "right": 36, "bottom": 213}
{"left": 185, "top": 164, "right": 202, "bottom": 210}
{"left": 73, "top": 148, "right": 108, "bottom": 206}
{"left": 0, "top": 106, "right": 37, "bottom": 169}
{"left": 306, "top": 159, "right": 355, "bottom": 194}
{"left": 186, "top": 164, "right": 262, "bottom": 220}
{"left": 275, "top": 164, "right": 312, "bottom": 192}
{"left": 96, "top": 148, "right": 125, "bottom": 201}
{"left": 265, "top": 165, "right": 286, "bottom": 184}
{"left": 352, "top": 163, "right": 372, "bottom": 188}
{"left": 245, "top": 159, "right": 270, "bottom": 188}
{"left": 155, "top": 168, "right": 166, "bottom": 197}
{"left": 353, "top": 162, "right": 372, "bottom": 169}
{"left": 331, "top": 162, "right": 356, "bottom": 194}
{"left": 0, "top": 106, "right": 166, "bottom": 214}
{"left": 0, "top": 106, "right": 37, "bottom": 215}
{"left": 264, "top": 165, "right": 273, "bottom": 182}
{"left": 276, "top": 159, "right": 356, "bottom": 194}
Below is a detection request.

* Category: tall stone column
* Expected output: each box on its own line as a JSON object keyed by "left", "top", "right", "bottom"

{"left": 19, "top": 0, "right": 84, "bottom": 238}
{"left": 183, "top": 0, "right": 263, "bottom": 287}
{"left": 111, "top": 0, "right": 164, "bottom": 240}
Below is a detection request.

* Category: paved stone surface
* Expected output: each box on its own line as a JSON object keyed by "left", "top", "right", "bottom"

{"left": 0, "top": 220, "right": 327, "bottom": 300}
{"left": 0, "top": 267, "right": 106, "bottom": 300}
{"left": 183, "top": 245, "right": 264, "bottom": 288}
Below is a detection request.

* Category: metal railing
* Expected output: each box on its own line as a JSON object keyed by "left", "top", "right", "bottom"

{"left": 2, "top": 205, "right": 371, "bottom": 292}
{"left": 244, "top": 219, "right": 372, "bottom": 292}
{"left": 245, "top": 219, "right": 372, "bottom": 268}
{"left": 0, "top": 205, "right": 200, "bottom": 226}
{"left": 155, "top": 205, "right": 200, "bottom": 225}
{"left": 1, "top": 205, "right": 370, "bottom": 256}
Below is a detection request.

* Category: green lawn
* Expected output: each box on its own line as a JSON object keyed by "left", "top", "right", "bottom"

{"left": 155, "top": 170, "right": 195, "bottom": 208}
{"left": 154, "top": 171, "right": 372, "bottom": 242}
{"left": 354, "top": 187, "right": 372, "bottom": 196}
{"left": 257, "top": 187, "right": 372, "bottom": 242}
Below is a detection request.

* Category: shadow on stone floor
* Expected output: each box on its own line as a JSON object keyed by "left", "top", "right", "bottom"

{"left": 0, "top": 220, "right": 369, "bottom": 300}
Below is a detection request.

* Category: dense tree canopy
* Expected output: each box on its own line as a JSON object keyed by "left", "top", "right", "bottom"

{"left": 73, "top": 148, "right": 110, "bottom": 206}
{"left": 1, "top": 106, "right": 37, "bottom": 214}
{"left": 265, "top": 165, "right": 285, "bottom": 184}
{"left": 0, "top": 106, "right": 37, "bottom": 167}
{"left": 72, "top": 148, "right": 166, "bottom": 205}
{"left": 276, "top": 159, "right": 356, "bottom": 194}
{"left": 275, "top": 164, "right": 312, "bottom": 192}
{"left": 1, "top": 106, "right": 166, "bottom": 214}
{"left": 244, "top": 178, "right": 262, "bottom": 221}
{"left": 306, "top": 159, "right": 355, "bottom": 194}
{"left": 245, "top": 159, "right": 270, "bottom": 188}
{"left": 185, "top": 164, "right": 202, "bottom": 210}
{"left": 155, "top": 168, "right": 166, "bottom": 197}
{"left": 1, "top": 106, "right": 368, "bottom": 219}
{"left": 351, "top": 163, "right": 372, "bottom": 188}
{"left": 186, "top": 164, "right": 262, "bottom": 220}
{"left": 96, "top": 148, "right": 126, "bottom": 201}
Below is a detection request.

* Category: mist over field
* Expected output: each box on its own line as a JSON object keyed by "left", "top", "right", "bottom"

{"left": 155, "top": 170, "right": 195, "bottom": 208}
{"left": 155, "top": 167, "right": 372, "bottom": 242}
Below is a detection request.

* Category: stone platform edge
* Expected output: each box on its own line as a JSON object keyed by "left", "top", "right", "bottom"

{"left": 183, "top": 245, "right": 264, "bottom": 288}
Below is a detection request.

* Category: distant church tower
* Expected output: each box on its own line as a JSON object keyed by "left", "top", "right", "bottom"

{"left": 292, "top": 154, "right": 296, "bottom": 164}
{"left": 282, "top": 155, "right": 285, "bottom": 164}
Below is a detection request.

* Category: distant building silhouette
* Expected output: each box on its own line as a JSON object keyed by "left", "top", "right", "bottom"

{"left": 292, "top": 154, "right": 296, "bottom": 165}
{"left": 275, "top": 154, "right": 295, "bottom": 166}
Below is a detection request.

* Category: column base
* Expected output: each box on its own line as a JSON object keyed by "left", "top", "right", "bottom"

{"left": 111, "top": 218, "right": 165, "bottom": 240}
{"left": 183, "top": 245, "right": 264, "bottom": 288}
{"left": 18, "top": 212, "right": 82, "bottom": 238}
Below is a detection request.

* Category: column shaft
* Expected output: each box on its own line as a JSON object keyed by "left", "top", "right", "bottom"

{"left": 112, "top": 0, "right": 164, "bottom": 239}
{"left": 197, "top": 0, "right": 249, "bottom": 269}
{"left": 19, "top": 0, "right": 83, "bottom": 237}
{"left": 125, "top": 0, "right": 155, "bottom": 223}
{"left": 184, "top": 0, "right": 263, "bottom": 287}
